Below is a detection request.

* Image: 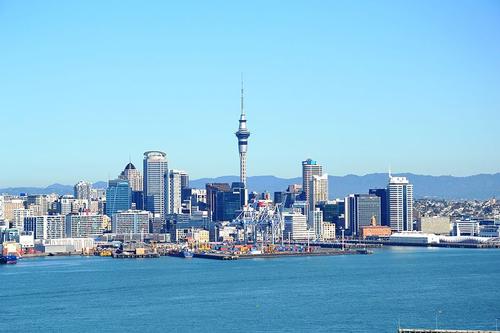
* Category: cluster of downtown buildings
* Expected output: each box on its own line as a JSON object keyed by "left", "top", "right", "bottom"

{"left": 0, "top": 150, "right": 417, "bottom": 253}
{"left": 1, "top": 88, "right": 497, "bottom": 255}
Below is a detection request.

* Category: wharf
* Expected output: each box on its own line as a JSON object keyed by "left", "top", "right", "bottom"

{"left": 113, "top": 252, "right": 160, "bottom": 259}
{"left": 193, "top": 249, "right": 369, "bottom": 260}
{"left": 399, "top": 329, "right": 499, "bottom": 333}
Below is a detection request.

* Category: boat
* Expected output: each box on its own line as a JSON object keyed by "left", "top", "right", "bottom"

{"left": 168, "top": 249, "right": 194, "bottom": 259}
{"left": 0, "top": 254, "right": 18, "bottom": 265}
{"left": 182, "top": 250, "right": 194, "bottom": 258}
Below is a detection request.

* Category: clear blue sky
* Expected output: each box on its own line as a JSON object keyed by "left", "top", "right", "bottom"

{"left": 1, "top": 0, "right": 499, "bottom": 187}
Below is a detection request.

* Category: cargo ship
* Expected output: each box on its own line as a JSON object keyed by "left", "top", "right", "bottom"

{"left": 168, "top": 249, "right": 194, "bottom": 259}
{"left": 0, "top": 254, "right": 18, "bottom": 265}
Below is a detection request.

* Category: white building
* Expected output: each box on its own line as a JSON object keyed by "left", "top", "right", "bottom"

{"left": 311, "top": 208, "right": 324, "bottom": 240}
{"left": 143, "top": 151, "right": 169, "bottom": 218}
{"left": 452, "top": 220, "right": 480, "bottom": 236}
{"left": 13, "top": 208, "right": 32, "bottom": 230}
{"left": 24, "top": 215, "right": 66, "bottom": 240}
{"left": 309, "top": 174, "right": 328, "bottom": 212}
{"left": 389, "top": 231, "right": 440, "bottom": 245}
{"left": 322, "top": 222, "right": 336, "bottom": 241}
{"left": 302, "top": 158, "right": 323, "bottom": 203}
{"left": 387, "top": 175, "right": 414, "bottom": 232}
{"left": 283, "top": 212, "right": 309, "bottom": 241}
{"left": 169, "top": 169, "right": 184, "bottom": 214}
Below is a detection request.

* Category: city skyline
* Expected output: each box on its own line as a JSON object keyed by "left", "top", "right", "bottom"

{"left": 1, "top": 1, "right": 500, "bottom": 187}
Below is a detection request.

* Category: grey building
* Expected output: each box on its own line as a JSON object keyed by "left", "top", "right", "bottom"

{"left": 345, "top": 194, "right": 381, "bottom": 236}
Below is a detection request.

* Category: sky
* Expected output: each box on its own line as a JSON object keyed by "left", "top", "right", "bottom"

{"left": 0, "top": 0, "right": 499, "bottom": 187}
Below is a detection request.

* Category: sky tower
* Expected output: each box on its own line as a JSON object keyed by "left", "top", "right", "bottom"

{"left": 235, "top": 79, "right": 250, "bottom": 188}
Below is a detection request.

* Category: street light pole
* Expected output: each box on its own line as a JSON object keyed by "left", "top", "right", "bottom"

{"left": 341, "top": 228, "right": 345, "bottom": 251}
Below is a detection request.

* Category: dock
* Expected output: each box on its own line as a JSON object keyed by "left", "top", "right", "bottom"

{"left": 112, "top": 252, "right": 160, "bottom": 259}
{"left": 191, "top": 248, "right": 369, "bottom": 260}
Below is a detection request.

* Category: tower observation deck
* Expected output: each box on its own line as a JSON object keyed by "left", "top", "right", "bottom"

{"left": 235, "top": 80, "right": 250, "bottom": 188}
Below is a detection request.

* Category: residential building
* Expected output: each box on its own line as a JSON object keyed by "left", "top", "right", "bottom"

{"left": 24, "top": 215, "right": 66, "bottom": 240}
{"left": 65, "top": 214, "right": 105, "bottom": 238}
{"left": 112, "top": 210, "right": 150, "bottom": 234}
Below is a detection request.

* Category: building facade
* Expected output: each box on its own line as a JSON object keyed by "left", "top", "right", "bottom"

{"left": 143, "top": 151, "right": 169, "bottom": 218}
{"left": 345, "top": 194, "right": 381, "bottom": 236}
{"left": 387, "top": 176, "right": 414, "bottom": 232}
{"left": 105, "top": 179, "right": 132, "bottom": 217}
{"left": 65, "top": 214, "right": 105, "bottom": 238}
{"left": 112, "top": 210, "right": 150, "bottom": 234}
{"left": 302, "top": 159, "right": 322, "bottom": 203}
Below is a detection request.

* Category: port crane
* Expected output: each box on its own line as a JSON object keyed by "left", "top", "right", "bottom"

{"left": 232, "top": 200, "right": 285, "bottom": 245}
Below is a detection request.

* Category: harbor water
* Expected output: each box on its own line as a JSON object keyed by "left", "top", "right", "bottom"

{"left": 1, "top": 247, "right": 499, "bottom": 332}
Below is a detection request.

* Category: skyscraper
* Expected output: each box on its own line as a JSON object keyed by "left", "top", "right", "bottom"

{"left": 235, "top": 80, "right": 250, "bottom": 188}
{"left": 180, "top": 171, "right": 189, "bottom": 190}
{"left": 309, "top": 174, "right": 329, "bottom": 211}
{"left": 302, "top": 159, "right": 323, "bottom": 203}
{"left": 74, "top": 181, "right": 92, "bottom": 203}
{"left": 369, "top": 188, "right": 389, "bottom": 226}
{"left": 119, "top": 162, "right": 143, "bottom": 192}
{"left": 143, "top": 151, "right": 169, "bottom": 218}
{"left": 206, "top": 183, "right": 231, "bottom": 221}
{"left": 169, "top": 170, "right": 183, "bottom": 214}
{"left": 105, "top": 179, "right": 132, "bottom": 217}
{"left": 345, "top": 194, "right": 381, "bottom": 236}
{"left": 387, "top": 175, "right": 414, "bottom": 232}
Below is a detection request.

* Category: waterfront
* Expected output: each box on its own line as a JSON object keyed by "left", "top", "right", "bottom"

{"left": 1, "top": 247, "right": 499, "bottom": 332}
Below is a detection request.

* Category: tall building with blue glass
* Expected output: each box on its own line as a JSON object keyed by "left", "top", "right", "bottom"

{"left": 106, "top": 179, "right": 132, "bottom": 217}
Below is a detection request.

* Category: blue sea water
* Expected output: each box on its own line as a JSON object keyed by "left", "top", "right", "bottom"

{"left": 1, "top": 247, "right": 499, "bottom": 333}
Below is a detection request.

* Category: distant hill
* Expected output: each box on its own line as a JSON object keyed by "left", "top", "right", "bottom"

{"left": 191, "top": 173, "right": 500, "bottom": 200}
{"left": 0, "top": 182, "right": 107, "bottom": 196}
{"left": 2, "top": 174, "right": 500, "bottom": 200}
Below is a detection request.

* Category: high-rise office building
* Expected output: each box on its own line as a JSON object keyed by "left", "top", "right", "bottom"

{"left": 119, "top": 162, "right": 143, "bottom": 192}
{"left": 74, "top": 181, "right": 92, "bottom": 203}
{"left": 143, "top": 151, "right": 169, "bottom": 218}
{"left": 235, "top": 81, "right": 250, "bottom": 188}
{"left": 206, "top": 183, "right": 231, "bottom": 221}
{"left": 318, "top": 200, "right": 345, "bottom": 230}
{"left": 169, "top": 170, "right": 183, "bottom": 214}
{"left": 180, "top": 171, "right": 189, "bottom": 190}
{"left": 387, "top": 176, "right": 414, "bottom": 232}
{"left": 105, "top": 179, "right": 131, "bottom": 217}
{"left": 369, "top": 188, "right": 389, "bottom": 226}
{"left": 345, "top": 194, "right": 381, "bottom": 236}
{"left": 309, "top": 174, "right": 328, "bottom": 211}
{"left": 214, "top": 183, "right": 247, "bottom": 222}
{"left": 302, "top": 159, "right": 323, "bottom": 203}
